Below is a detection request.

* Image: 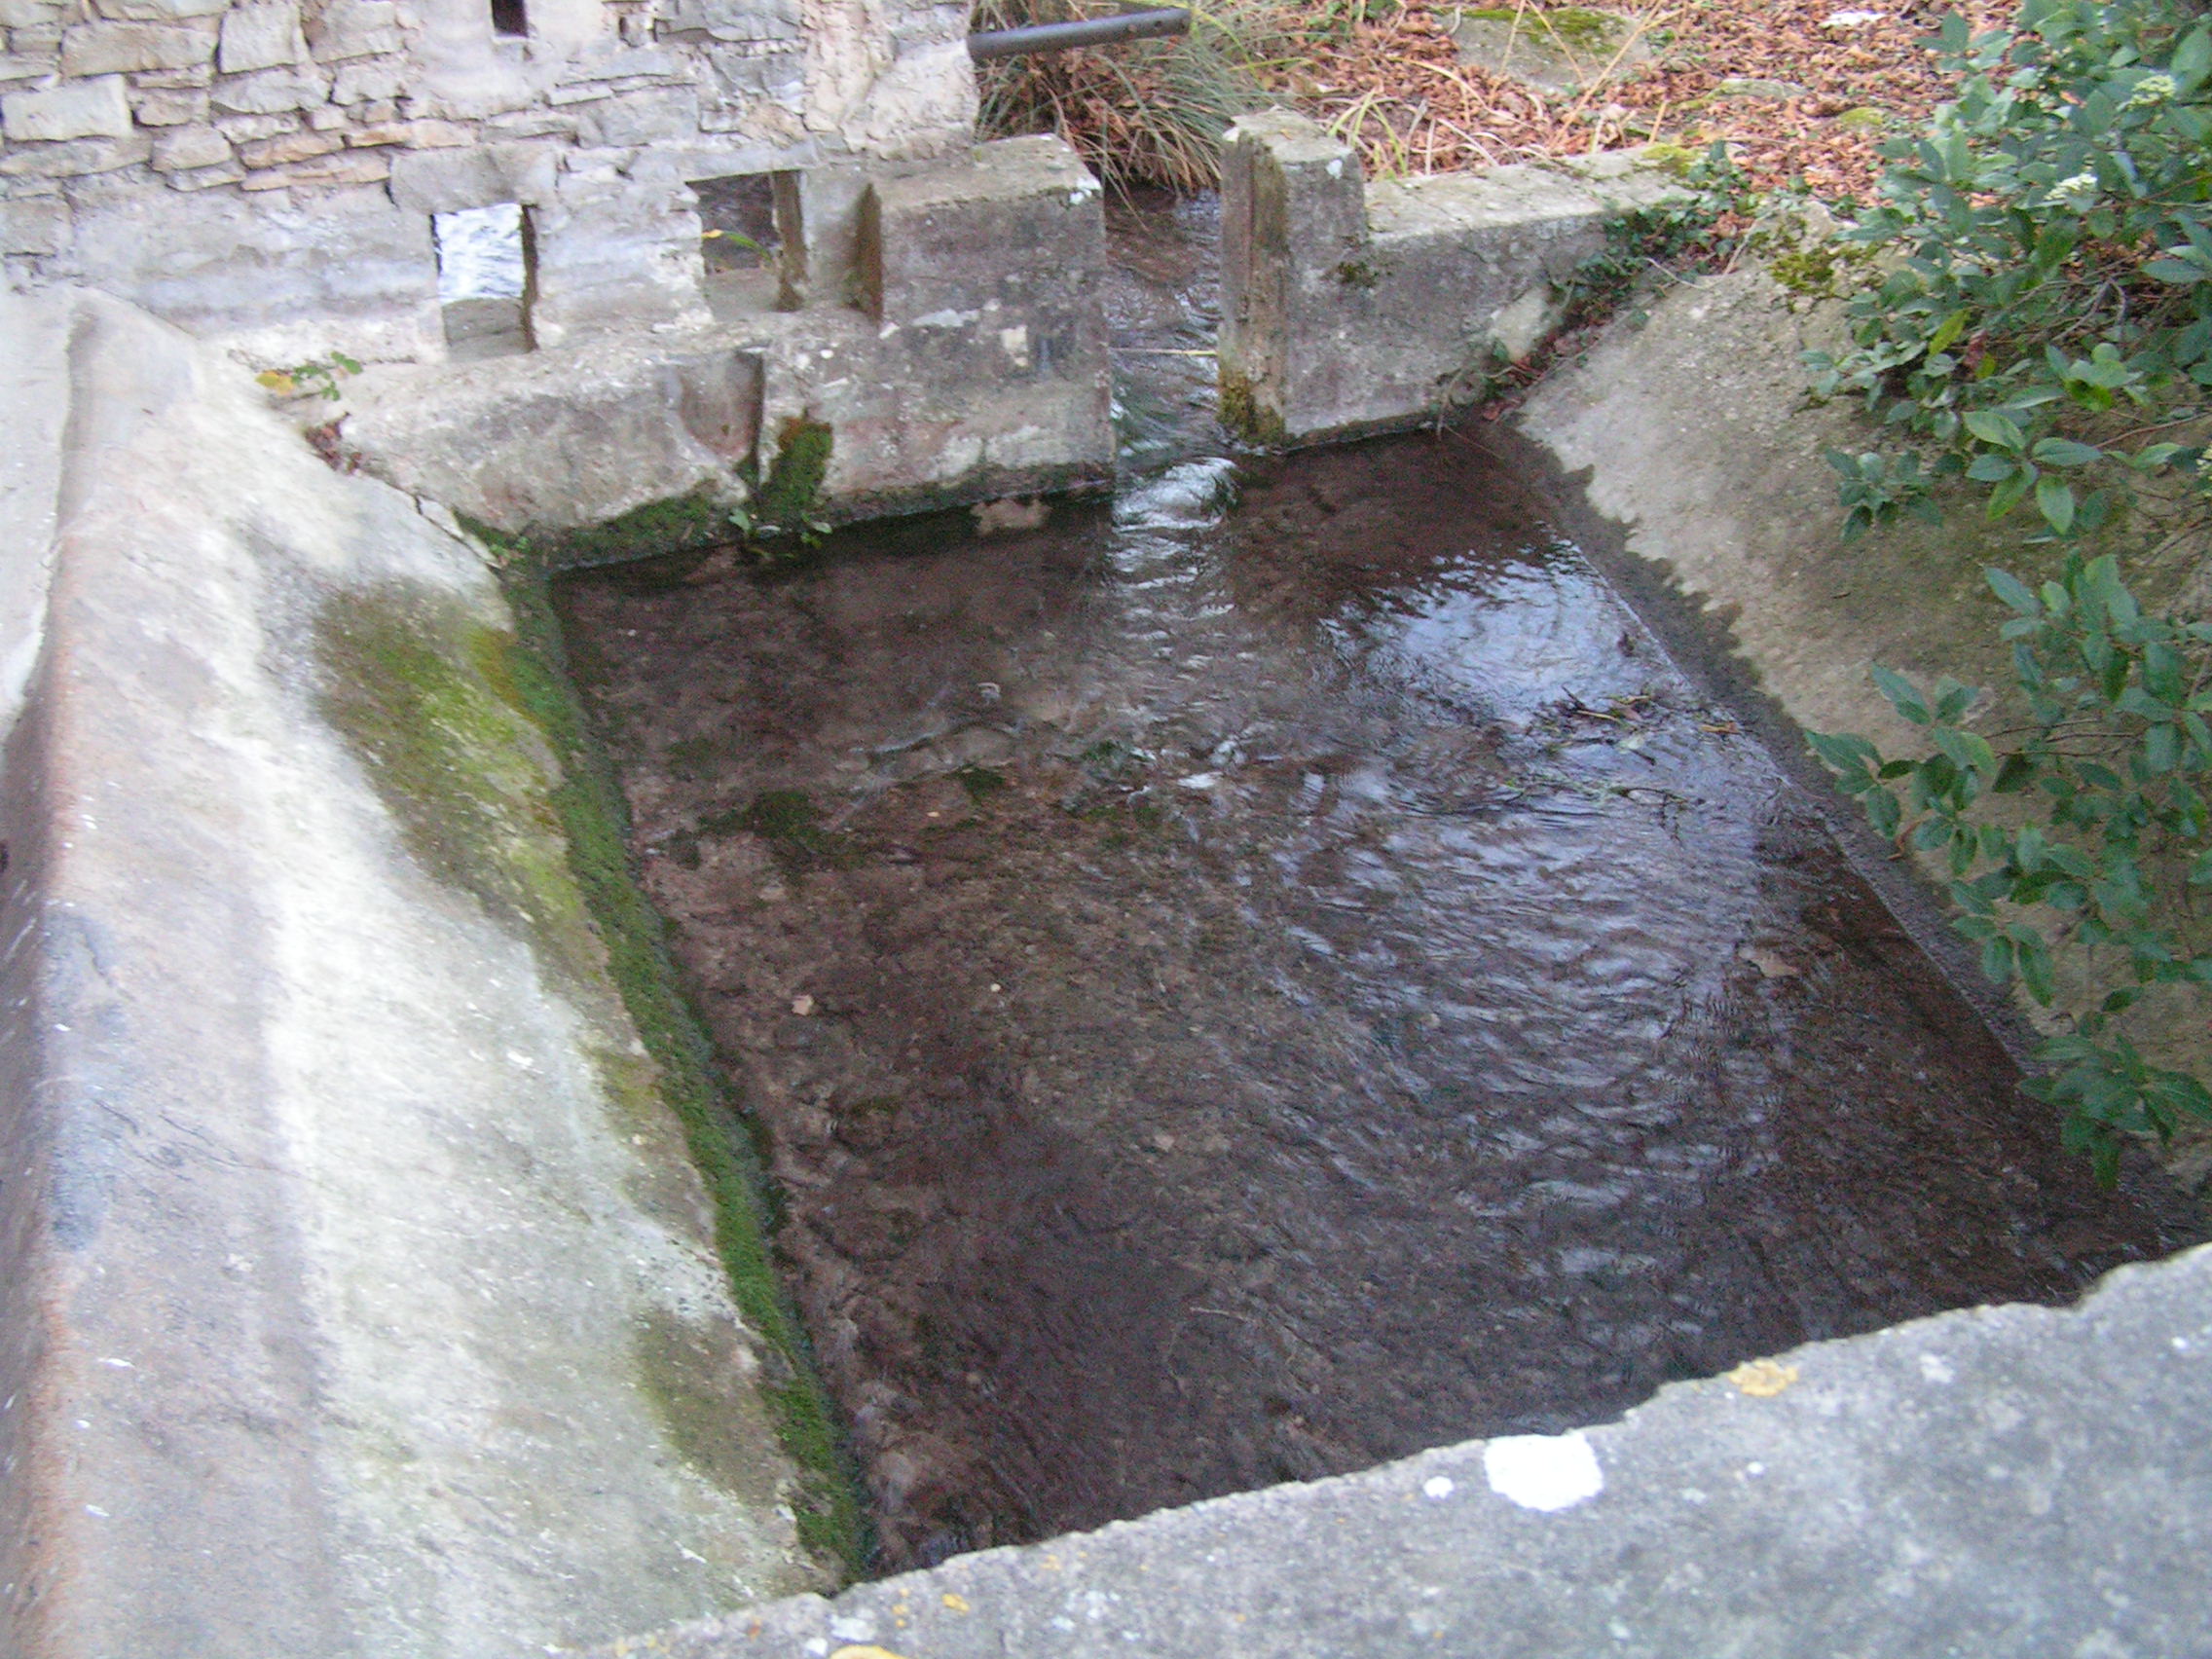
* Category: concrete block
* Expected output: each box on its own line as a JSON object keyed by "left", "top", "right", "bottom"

{"left": 756, "top": 305, "right": 1115, "bottom": 519}
{"left": 1216, "top": 108, "right": 1623, "bottom": 441}
{"left": 859, "top": 133, "right": 1104, "bottom": 328}
{"left": 0, "top": 129, "right": 151, "bottom": 174}
{"left": 387, "top": 139, "right": 557, "bottom": 210}
{"left": 148, "top": 120, "right": 229, "bottom": 169}
{"left": 0, "top": 191, "right": 67, "bottom": 251}
{"left": 530, "top": 169, "right": 710, "bottom": 343}
{"left": 2, "top": 72, "right": 132, "bottom": 140}
{"left": 303, "top": 0, "right": 398, "bottom": 61}
{"left": 217, "top": 0, "right": 307, "bottom": 72}
{"left": 58, "top": 17, "right": 214, "bottom": 72}
{"left": 342, "top": 335, "right": 766, "bottom": 530}
{"left": 209, "top": 62, "right": 327, "bottom": 113}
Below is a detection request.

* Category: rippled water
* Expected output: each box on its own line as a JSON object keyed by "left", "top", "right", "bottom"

{"left": 557, "top": 195, "right": 2176, "bottom": 1570}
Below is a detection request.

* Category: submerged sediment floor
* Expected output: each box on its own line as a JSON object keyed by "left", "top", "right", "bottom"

{"left": 561, "top": 427, "right": 2175, "bottom": 1569}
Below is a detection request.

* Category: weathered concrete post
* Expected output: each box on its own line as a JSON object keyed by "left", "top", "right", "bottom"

{"left": 1217, "top": 109, "right": 1368, "bottom": 447}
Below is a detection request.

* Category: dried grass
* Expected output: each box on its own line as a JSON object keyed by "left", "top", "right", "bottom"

{"left": 975, "top": 0, "right": 2020, "bottom": 198}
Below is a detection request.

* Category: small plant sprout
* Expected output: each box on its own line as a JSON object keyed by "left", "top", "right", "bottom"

{"left": 256, "top": 352, "right": 364, "bottom": 401}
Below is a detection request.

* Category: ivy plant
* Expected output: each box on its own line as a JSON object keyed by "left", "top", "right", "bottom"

{"left": 1812, "top": 553, "right": 2212, "bottom": 1183}
{"left": 1804, "top": 0, "right": 2212, "bottom": 539}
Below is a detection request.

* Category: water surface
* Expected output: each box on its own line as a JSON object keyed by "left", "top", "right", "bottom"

{"left": 558, "top": 198, "right": 2173, "bottom": 1569}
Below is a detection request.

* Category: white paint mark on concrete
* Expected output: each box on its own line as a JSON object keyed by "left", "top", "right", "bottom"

{"left": 1421, "top": 1475, "right": 1455, "bottom": 1499}
{"left": 1483, "top": 1431, "right": 1604, "bottom": 1512}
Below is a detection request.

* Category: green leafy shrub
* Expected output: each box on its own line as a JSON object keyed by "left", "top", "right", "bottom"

{"left": 1813, "top": 553, "right": 2212, "bottom": 1184}
{"left": 1804, "top": 1, "right": 2212, "bottom": 539}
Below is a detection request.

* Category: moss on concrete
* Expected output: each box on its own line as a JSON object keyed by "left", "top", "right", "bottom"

{"left": 313, "top": 588, "right": 603, "bottom": 997}
{"left": 500, "top": 569, "right": 869, "bottom": 1571}
{"left": 1218, "top": 369, "right": 1288, "bottom": 447}
{"left": 755, "top": 417, "right": 834, "bottom": 535}
{"left": 521, "top": 491, "right": 742, "bottom": 572}
{"left": 315, "top": 575, "right": 867, "bottom": 1576}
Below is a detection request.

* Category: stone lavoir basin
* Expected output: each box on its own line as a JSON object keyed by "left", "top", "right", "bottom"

{"left": 558, "top": 414, "right": 2180, "bottom": 1572}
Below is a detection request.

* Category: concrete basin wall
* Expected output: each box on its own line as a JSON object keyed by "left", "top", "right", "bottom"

{"left": 0, "top": 287, "right": 836, "bottom": 1657}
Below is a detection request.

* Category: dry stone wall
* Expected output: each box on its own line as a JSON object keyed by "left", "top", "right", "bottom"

{"left": 0, "top": 0, "right": 975, "bottom": 358}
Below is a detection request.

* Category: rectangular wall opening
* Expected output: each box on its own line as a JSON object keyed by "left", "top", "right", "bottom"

{"left": 692, "top": 171, "right": 789, "bottom": 320}
{"left": 432, "top": 203, "right": 535, "bottom": 361}
{"left": 490, "top": 0, "right": 528, "bottom": 37}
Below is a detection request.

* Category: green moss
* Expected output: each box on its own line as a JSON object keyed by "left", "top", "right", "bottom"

{"left": 1335, "top": 256, "right": 1382, "bottom": 290}
{"left": 525, "top": 491, "right": 742, "bottom": 572}
{"left": 499, "top": 570, "right": 869, "bottom": 1573}
{"left": 313, "top": 588, "right": 602, "bottom": 997}
{"left": 1462, "top": 4, "right": 1620, "bottom": 49}
{"left": 1770, "top": 246, "right": 1839, "bottom": 296}
{"left": 954, "top": 764, "right": 1009, "bottom": 803}
{"left": 1638, "top": 141, "right": 1701, "bottom": 177}
{"left": 1217, "top": 369, "right": 1288, "bottom": 447}
{"left": 755, "top": 417, "right": 835, "bottom": 536}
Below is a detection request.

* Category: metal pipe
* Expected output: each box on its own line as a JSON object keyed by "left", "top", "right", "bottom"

{"left": 967, "top": 6, "right": 1191, "bottom": 60}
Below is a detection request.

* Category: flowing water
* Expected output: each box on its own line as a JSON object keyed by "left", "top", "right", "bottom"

{"left": 557, "top": 193, "right": 2178, "bottom": 1569}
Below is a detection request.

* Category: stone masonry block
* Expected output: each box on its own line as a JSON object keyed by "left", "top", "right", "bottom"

{"left": 149, "top": 120, "right": 229, "bottom": 169}
{"left": 127, "top": 62, "right": 213, "bottom": 87}
{"left": 0, "top": 0, "right": 59, "bottom": 26}
{"left": 387, "top": 140, "right": 556, "bottom": 211}
{"left": 163, "top": 157, "right": 240, "bottom": 187}
{"left": 578, "top": 87, "right": 699, "bottom": 146}
{"left": 237, "top": 125, "right": 337, "bottom": 166}
{"left": 859, "top": 133, "right": 1104, "bottom": 334}
{"left": 330, "top": 55, "right": 402, "bottom": 103}
{"left": 0, "top": 192, "right": 68, "bottom": 252}
{"left": 0, "top": 130, "right": 150, "bottom": 174}
{"left": 0, "top": 54, "right": 57, "bottom": 83}
{"left": 304, "top": 0, "right": 397, "bottom": 61}
{"left": 129, "top": 85, "right": 209, "bottom": 124}
{"left": 213, "top": 109, "right": 295, "bottom": 139}
{"left": 660, "top": 0, "right": 801, "bottom": 42}
{"left": 218, "top": 2, "right": 307, "bottom": 72}
{"left": 240, "top": 147, "right": 386, "bottom": 187}
{"left": 209, "top": 62, "right": 325, "bottom": 112}
{"left": 2, "top": 74, "right": 132, "bottom": 141}
{"left": 58, "top": 18, "right": 213, "bottom": 72}
{"left": 90, "top": 0, "right": 226, "bottom": 17}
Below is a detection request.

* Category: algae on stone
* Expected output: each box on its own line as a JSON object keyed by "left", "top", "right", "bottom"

{"left": 313, "top": 574, "right": 869, "bottom": 1573}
